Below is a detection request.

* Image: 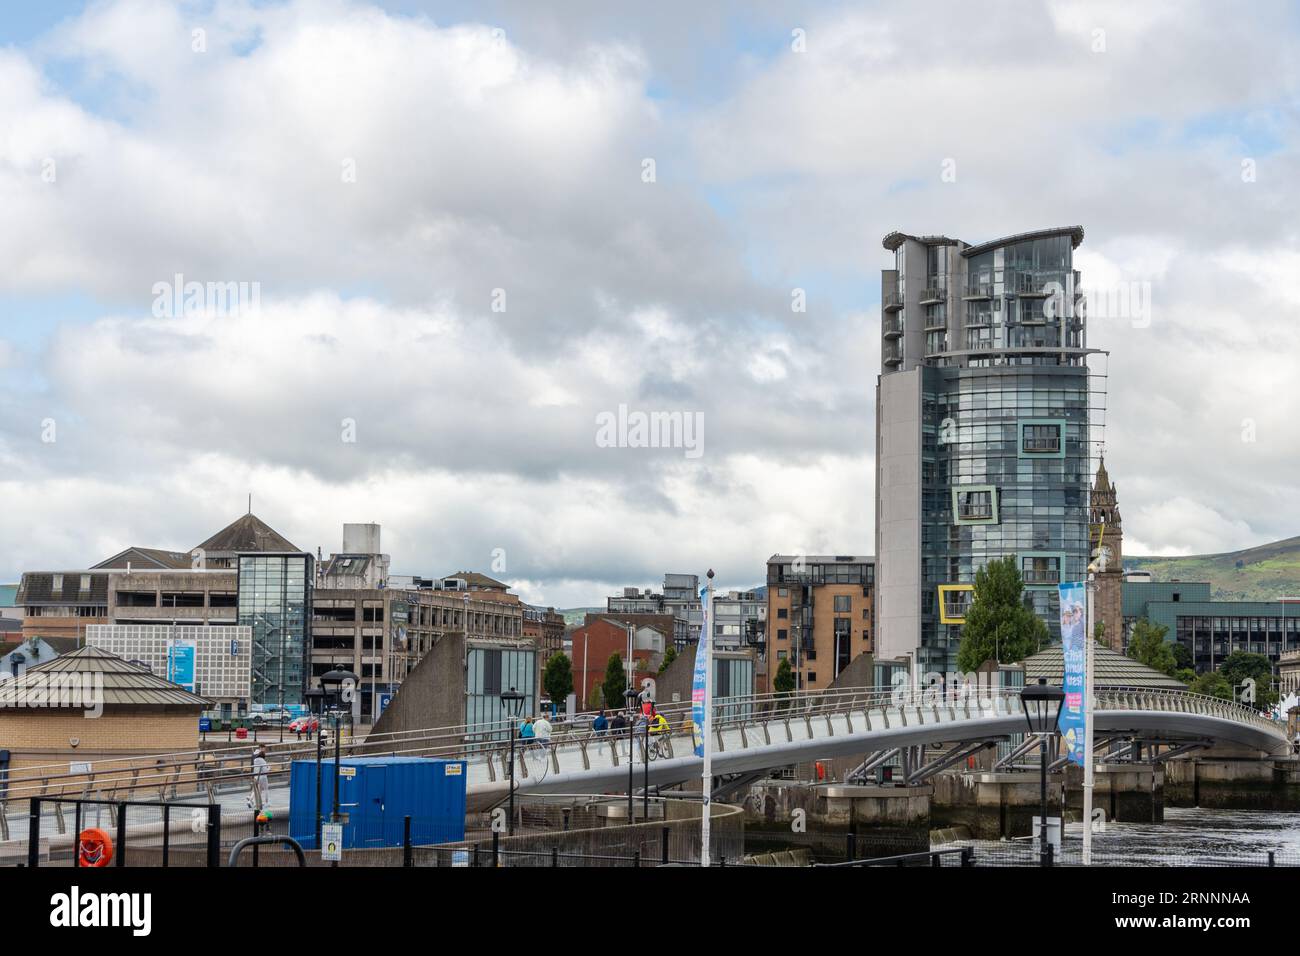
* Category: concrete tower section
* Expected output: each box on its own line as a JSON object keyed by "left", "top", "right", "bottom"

{"left": 875, "top": 227, "right": 1099, "bottom": 676}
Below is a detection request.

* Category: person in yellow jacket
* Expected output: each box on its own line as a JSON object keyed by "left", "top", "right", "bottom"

{"left": 649, "top": 711, "right": 670, "bottom": 735}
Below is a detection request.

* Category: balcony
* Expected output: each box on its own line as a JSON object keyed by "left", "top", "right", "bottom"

{"left": 883, "top": 344, "right": 903, "bottom": 366}
{"left": 924, "top": 315, "right": 948, "bottom": 332}
{"left": 1023, "top": 569, "right": 1061, "bottom": 585}
{"left": 919, "top": 285, "right": 945, "bottom": 304}
{"left": 882, "top": 315, "right": 903, "bottom": 338}
{"left": 883, "top": 289, "right": 904, "bottom": 311}
{"left": 1022, "top": 437, "right": 1061, "bottom": 454}
{"left": 962, "top": 279, "right": 994, "bottom": 299}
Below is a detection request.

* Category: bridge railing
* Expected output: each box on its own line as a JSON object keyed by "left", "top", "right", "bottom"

{"left": 0, "top": 685, "right": 1283, "bottom": 805}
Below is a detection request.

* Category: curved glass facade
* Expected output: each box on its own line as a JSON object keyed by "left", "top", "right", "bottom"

{"left": 877, "top": 227, "right": 1096, "bottom": 675}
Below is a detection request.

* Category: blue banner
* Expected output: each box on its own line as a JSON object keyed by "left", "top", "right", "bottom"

{"left": 691, "top": 586, "right": 709, "bottom": 757}
{"left": 167, "top": 641, "right": 197, "bottom": 693}
{"left": 1058, "top": 581, "right": 1087, "bottom": 767}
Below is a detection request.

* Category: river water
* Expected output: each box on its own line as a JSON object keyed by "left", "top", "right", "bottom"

{"left": 954, "top": 807, "right": 1300, "bottom": 866}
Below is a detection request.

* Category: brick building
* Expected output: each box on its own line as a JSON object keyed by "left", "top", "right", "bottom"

{"left": 569, "top": 617, "right": 660, "bottom": 710}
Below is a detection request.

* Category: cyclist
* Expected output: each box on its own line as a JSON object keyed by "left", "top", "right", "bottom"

{"left": 648, "top": 708, "right": 671, "bottom": 758}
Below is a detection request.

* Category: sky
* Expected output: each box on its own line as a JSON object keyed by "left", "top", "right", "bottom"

{"left": 1, "top": 0, "right": 1298, "bottom": 607}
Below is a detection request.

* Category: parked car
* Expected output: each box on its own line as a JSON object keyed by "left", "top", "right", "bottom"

{"left": 251, "top": 708, "right": 291, "bottom": 726}
{"left": 288, "top": 715, "right": 319, "bottom": 735}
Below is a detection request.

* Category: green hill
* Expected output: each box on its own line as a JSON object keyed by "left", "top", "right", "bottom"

{"left": 1128, "top": 535, "right": 1300, "bottom": 602}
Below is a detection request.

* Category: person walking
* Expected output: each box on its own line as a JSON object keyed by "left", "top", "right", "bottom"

{"left": 519, "top": 717, "right": 535, "bottom": 741}
{"left": 592, "top": 708, "right": 608, "bottom": 736}
{"left": 533, "top": 712, "right": 552, "bottom": 752}
{"left": 248, "top": 746, "right": 270, "bottom": 809}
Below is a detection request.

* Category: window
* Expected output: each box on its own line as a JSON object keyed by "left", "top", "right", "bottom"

{"left": 1021, "top": 556, "right": 1060, "bottom": 586}
{"left": 834, "top": 595, "right": 851, "bottom": 612}
{"left": 778, "top": 588, "right": 788, "bottom": 597}
{"left": 1022, "top": 423, "right": 1061, "bottom": 454}
{"left": 777, "top": 608, "right": 788, "bottom": 619}
{"left": 777, "top": 628, "right": 788, "bottom": 641}
{"left": 956, "top": 490, "right": 993, "bottom": 520}
{"left": 807, "top": 672, "right": 817, "bottom": 683}
{"left": 777, "top": 650, "right": 787, "bottom": 661}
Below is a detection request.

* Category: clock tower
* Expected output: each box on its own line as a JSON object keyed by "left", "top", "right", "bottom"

{"left": 1089, "top": 457, "right": 1124, "bottom": 651}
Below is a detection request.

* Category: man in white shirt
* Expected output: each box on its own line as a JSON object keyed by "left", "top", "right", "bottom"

{"left": 533, "top": 713, "right": 553, "bottom": 744}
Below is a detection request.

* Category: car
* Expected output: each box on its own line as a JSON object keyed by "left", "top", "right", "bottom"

{"left": 251, "top": 709, "right": 291, "bottom": 726}
{"left": 287, "top": 715, "right": 319, "bottom": 735}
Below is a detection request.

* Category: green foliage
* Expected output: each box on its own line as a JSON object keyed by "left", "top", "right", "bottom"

{"left": 601, "top": 653, "right": 628, "bottom": 714}
{"left": 1218, "top": 651, "right": 1276, "bottom": 707}
{"left": 1188, "top": 669, "right": 1233, "bottom": 701}
{"left": 773, "top": 657, "right": 796, "bottom": 695}
{"left": 1171, "top": 641, "right": 1194, "bottom": 672}
{"left": 659, "top": 645, "right": 678, "bottom": 674}
{"left": 955, "top": 557, "right": 1049, "bottom": 672}
{"left": 1174, "top": 668, "right": 1197, "bottom": 685}
{"left": 542, "top": 652, "right": 573, "bottom": 706}
{"left": 1126, "top": 618, "right": 1176, "bottom": 677}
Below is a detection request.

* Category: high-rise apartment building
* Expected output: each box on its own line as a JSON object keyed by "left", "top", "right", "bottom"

{"left": 876, "top": 227, "right": 1098, "bottom": 675}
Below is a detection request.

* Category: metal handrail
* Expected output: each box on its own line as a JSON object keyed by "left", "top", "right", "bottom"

{"left": 0, "top": 685, "right": 1283, "bottom": 802}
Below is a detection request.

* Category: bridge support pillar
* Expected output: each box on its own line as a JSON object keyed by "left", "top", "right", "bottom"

{"left": 1064, "top": 763, "right": 1163, "bottom": 825}
{"left": 930, "top": 771, "right": 1066, "bottom": 840}
{"left": 1165, "top": 757, "right": 1300, "bottom": 811}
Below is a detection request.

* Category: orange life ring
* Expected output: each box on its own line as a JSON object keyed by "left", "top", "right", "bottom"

{"left": 78, "top": 828, "right": 114, "bottom": 867}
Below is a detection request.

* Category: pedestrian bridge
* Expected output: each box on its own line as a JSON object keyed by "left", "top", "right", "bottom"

{"left": 0, "top": 686, "right": 1286, "bottom": 818}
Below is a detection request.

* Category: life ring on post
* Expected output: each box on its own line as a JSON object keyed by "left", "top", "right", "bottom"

{"left": 78, "top": 828, "right": 114, "bottom": 867}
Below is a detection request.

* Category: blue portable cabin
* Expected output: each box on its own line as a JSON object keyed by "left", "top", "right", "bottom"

{"left": 289, "top": 756, "right": 467, "bottom": 850}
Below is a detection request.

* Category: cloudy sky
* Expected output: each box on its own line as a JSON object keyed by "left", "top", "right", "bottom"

{"left": 1, "top": 0, "right": 1298, "bottom": 607}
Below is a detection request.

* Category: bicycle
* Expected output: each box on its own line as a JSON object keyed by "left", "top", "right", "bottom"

{"left": 647, "top": 733, "right": 672, "bottom": 761}
{"left": 524, "top": 738, "right": 552, "bottom": 783}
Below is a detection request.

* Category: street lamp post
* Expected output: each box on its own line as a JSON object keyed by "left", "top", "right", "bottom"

{"left": 320, "top": 668, "right": 358, "bottom": 868}
{"left": 1020, "top": 677, "right": 1066, "bottom": 866}
{"left": 625, "top": 687, "right": 639, "bottom": 821}
{"left": 305, "top": 687, "right": 325, "bottom": 847}
{"left": 500, "top": 687, "right": 525, "bottom": 836}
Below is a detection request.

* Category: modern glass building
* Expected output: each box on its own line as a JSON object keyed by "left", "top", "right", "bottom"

{"left": 1123, "top": 580, "right": 1300, "bottom": 672}
{"left": 876, "top": 227, "right": 1100, "bottom": 676}
{"left": 466, "top": 640, "right": 539, "bottom": 741}
{"left": 238, "top": 553, "right": 313, "bottom": 706}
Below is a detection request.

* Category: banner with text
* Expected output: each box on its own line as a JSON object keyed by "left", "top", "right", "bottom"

{"left": 691, "top": 586, "right": 709, "bottom": 757}
{"left": 1058, "top": 581, "right": 1087, "bottom": 766}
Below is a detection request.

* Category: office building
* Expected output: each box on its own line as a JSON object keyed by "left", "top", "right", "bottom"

{"left": 875, "top": 226, "right": 1098, "bottom": 675}
{"left": 1124, "top": 581, "right": 1300, "bottom": 673}
{"left": 85, "top": 623, "right": 252, "bottom": 714}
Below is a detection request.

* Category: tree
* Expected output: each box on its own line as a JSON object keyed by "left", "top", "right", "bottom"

{"left": 659, "top": 645, "right": 677, "bottom": 674}
{"left": 1171, "top": 640, "right": 1194, "bottom": 672}
{"left": 542, "top": 652, "right": 573, "bottom": 707}
{"left": 1219, "top": 651, "right": 1276, "bottom": 708}
{"left": 1126, "top": 618, "right": 1176, "bottom": 677}
{"left": 955, "top": 557, "right": 1049, "bottom": 673}
{"left": 773, "top": 657, "right": 796, "bottom": 709}
{"left": 601, "top": 653, "right": 628, "bottom": 715}
{"left": 1188, "top": 669, "right": 1233, "bottom": 701}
